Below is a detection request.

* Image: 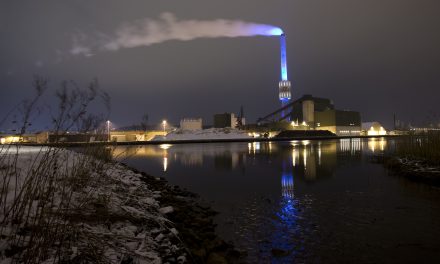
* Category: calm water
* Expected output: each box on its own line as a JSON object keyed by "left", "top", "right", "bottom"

{"left": 113, "top": 138, "right": 440, "bottom": 263}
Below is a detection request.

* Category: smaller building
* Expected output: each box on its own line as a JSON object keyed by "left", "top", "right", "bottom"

{"left": 110, "top": 130, "right": 165, "bottom": 142}
{"left": 180, "top": 118, "right": 202, "bottom": 131}
{"left": 0, "top": 135, "right": 22, "bottom": 144}
{"left": 0, "top": 132, "right": 48, "bottom": 144}
{"left": 362, "top": 122, "right": 387, "bottom": 136}
{"left": 214, "top": 113, "right": 237, "bottom": 128}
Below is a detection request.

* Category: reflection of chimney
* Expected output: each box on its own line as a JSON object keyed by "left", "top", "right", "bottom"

{"left": 281, "top": 173, "right": 294, "bottom": 199}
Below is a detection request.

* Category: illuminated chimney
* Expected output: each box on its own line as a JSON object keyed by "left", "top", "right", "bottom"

{"left": 279, "top": 33, "right": 291, "bottom": 119}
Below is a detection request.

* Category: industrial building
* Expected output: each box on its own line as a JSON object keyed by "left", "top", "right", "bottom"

{"left": 214, "top": 113, "right": 238, "bottom": 128}
{"left": 180, "top": 118, "right": 202, "bottom": 131}
{"left": 260, "top": 32, "right": 363, "bottom": 136}
{"left": 109, "top": 130, "right": 165, "bottom": 142}
{"left": 291, "top": 95, "right": 361, "bottom": 136}
{"left": 259, "top": 94, "right": 361, "bottom": 136}
{"left": 0, "top": 132, "right": 49, "bottom": 144}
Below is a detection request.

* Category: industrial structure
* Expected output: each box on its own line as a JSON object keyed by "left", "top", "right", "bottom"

{"left": 278, "top": 34, "right": 291, "bottom": 119}
{"left": 213, "top": 112, "right": 245, "bottom": 128}
{"left": 214, "top": 113, "right": 238, "bottom": 128}
{"left": 259, "top": 95, "right": 362, "bottom": 136}
{"left": 180, "top": 118, "right": 203, "bottom": 131}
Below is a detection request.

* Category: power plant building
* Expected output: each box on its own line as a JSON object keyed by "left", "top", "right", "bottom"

{"left": 290, "top": 95, "right": 361, "bottom": 136}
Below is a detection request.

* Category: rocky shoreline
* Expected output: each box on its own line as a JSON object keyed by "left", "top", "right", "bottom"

{"left": 119, "top": 163, "right": 244, "bottom": 264}
{"left": 373, "top": 155, "right": 440, "bottom": 186}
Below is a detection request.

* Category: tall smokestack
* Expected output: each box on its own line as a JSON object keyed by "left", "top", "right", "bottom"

{"left": 279, "top": 33, "right": 291, "bottom": 119}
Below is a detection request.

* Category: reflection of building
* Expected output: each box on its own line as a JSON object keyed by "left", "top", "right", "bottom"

{"left": 178, "top": 153, "right": 203, "bottom": 166}
{"left": 367, "top": 138, "right": 387, "bottom": 153}
{"left": 214, "top": 151, "right": 246, "bottom": 170}
{"left": 180, "top": 118, "right": 202, "bottom": 131}
{"left": 362, "top": 122, "right": 387, "bottom": 136}
{"left": 290, "top": 95, "right": 361, "bottom": 136}
{"left": 339, "top": 138, "right": 362, "bottom": 154}
{"left": 290, "top": 140, "right": 339, "bottom": 181}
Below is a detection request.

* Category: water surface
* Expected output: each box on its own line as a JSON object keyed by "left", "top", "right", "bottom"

{"left": 114, "top": 138, "right": 440, "bottom": 263}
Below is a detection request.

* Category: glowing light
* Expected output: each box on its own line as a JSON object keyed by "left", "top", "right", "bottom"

{"left": 280, "top": 34, "right": 288, "bottom": 80}
{"left": 269, "top": 27, "right": 283, "bottom": 36}
{"left": 292, "top": 146, "right": 298, "bottom": 167}
{"left": 318, "top": 143, "right": 322, "bottom": 165}
{"left": 303, "top": 147, "right": 307, "bottom": 168}
{"left": 281, "top": 173, "right": 294, "bottom": 198}
{"left": 159, "top": 144, "right": 172, "bottom": 150}
{"left": 1, "top": 136, "right": 21, "bottom": 144}
{"left": 163, "top": 157, "right": 168, "bottom": 172}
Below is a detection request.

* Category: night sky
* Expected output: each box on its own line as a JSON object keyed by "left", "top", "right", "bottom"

{"left": 1, "top": 0, "right": 439, "bottom": 131}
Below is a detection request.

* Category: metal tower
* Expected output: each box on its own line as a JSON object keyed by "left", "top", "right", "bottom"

{"left": 279, "top": 33, "right": 291, "bottom": 120}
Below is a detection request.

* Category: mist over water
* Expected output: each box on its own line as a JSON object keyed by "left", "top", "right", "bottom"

{"left": 71, "top": 12, "right": 283, "bottom": 56}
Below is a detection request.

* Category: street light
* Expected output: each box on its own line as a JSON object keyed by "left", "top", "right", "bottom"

{"left": 162, "top": 120, "right": 167, "bottom": 135}
{"left": 106, "top": 120, "right": 110, "bottom": 142}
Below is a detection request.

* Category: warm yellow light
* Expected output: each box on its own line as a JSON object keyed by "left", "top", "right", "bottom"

{"left": 159, "top": 144, "right": 172, "bottom": 150}
{"left": 163, "top": 157, "right": 168, "bottom": 172}
{"left": 3, "top": 136, "right": 21, "bottom": 143}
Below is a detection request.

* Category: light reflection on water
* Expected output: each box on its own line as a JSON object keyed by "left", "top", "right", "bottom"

{"left": 114, "top": 138, "right": 440, "bottom": 263}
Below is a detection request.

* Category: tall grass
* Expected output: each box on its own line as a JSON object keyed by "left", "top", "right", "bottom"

{"left": 0, "top": 77, "right": 118, "bottom": 262}
{"left": 395, "top": 131, "right": 440, "bottom": 165}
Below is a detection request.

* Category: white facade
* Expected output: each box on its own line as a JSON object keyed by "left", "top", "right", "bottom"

{"left": 180, "top": 118, "right": 202, "bottom": 131}
{"left": 362, "top": 122, "right": 386, "bottom": 136}
{"left": 302, "top": 100, "right": 315, "bottom": 125}
{"left": 316, "top": 126, "right": 361, "bottom": 136}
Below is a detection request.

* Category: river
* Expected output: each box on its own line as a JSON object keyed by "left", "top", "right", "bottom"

{"left": 113, "top": 138, "right": 440, "bottom": 263}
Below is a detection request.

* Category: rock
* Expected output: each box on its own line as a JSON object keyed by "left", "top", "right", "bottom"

{"left": 177, "top": 255, "right": 187, "bottom": 263}
{"left": 159, "top": 206, "right": 174, "bottom": 214}
{"left": 170, "top": 228, "right": 179, "bottom": 235}
{"left": 155, "top": 233, "right": 165, "bottom": 241}
{"left": 206, "top": 252, "right": 228, "bottom": 264}
{"left": 193, "top": 248, "right": 206, "bottom": 259}
{"left": 271, "top": 248, "right": 290, "bottom": 257}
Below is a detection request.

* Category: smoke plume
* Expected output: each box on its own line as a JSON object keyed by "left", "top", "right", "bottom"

{"left": 71, "top": 12, "right": 282, "bottom": 56}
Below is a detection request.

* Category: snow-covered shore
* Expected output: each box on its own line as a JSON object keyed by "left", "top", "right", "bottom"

{"left": 0, "top": 146, "right": 241, "bottom": 263}
{"left": 376, "top": 155, "right": 440, "bottom": 185}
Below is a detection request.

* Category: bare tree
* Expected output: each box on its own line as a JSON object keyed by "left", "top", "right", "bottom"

{"left": 140, "top": 114, "right": 149, "bottom": 131}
